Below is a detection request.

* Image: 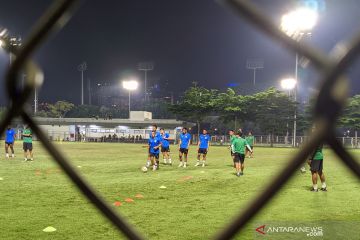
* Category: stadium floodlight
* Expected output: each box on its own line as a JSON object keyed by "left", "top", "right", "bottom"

{"left": 122, "top": 80, "right": 138, "bottom": 118}
{"left": 281, "top": 7, "right": 318, "bottom": 148}
{"left": 281, "top": 78, "right": 297, "bottom": 91}
{"left": 281, "top": 8, "right": 318, "bottom": 37}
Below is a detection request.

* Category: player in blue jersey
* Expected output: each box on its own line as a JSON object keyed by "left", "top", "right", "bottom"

{"left": 195, "top": 129, "right": 210, "bottom": 167}
{"left": 160, "top": 128, "right": 172, "bottom": 165}
{"left": 5, "top": 126, "right": 16, "bottom": 158}
{"left": 178, "top": 127, "right": 191, "bottom": 168}
{"left": 146, "top": 124, "right": 162, "bottom": 167}
{"left": 148, "top": 131, "right": 162, "bottom": 171}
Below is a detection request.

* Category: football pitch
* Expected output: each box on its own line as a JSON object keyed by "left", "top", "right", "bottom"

{"left": 0, "top": 142, "right": 359, "bottom": 240}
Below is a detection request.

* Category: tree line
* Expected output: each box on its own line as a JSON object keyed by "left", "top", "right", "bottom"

{"left": 168, "top": 86, "right": 360, "bottom": 139}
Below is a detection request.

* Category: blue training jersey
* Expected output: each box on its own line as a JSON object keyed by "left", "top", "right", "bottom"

{"left": 199, "top": 134, "right": 210, "bottom": 149}
{"left": 180, "top": 133, "right": 191, "bottom": 149}
{"left": 161, "top": 133, "right": 170, "bottom": 148}
{"left": 5, "top": 129, "right": 16, "bottom": 143}
{"left": 148, "top": 136, "right": 161, "bottom": 154}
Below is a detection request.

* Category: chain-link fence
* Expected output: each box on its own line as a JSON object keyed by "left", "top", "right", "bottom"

{"left": 0, "top": 0, "right": 359, "bottom": 239}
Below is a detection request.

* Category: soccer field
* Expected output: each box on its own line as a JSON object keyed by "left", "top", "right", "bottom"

{"left": 0, "top": 142, "right": 359, "bottom": 240}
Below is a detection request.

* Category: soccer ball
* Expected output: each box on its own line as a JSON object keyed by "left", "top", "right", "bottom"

{"left": 141, "top": 166, "right": 148, "bottom": 173}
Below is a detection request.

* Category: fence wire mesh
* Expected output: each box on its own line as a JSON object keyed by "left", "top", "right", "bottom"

{"left": 0, "top": 0, "right": 359, "bottom": 239}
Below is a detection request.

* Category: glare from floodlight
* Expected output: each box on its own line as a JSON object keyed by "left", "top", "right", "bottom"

{"left": 0, "top": 39, "right": 3, "bottom": 48}
{"left": 281, "top": 78, "right": 297, "bottom": 90}
{"left": 281, "top": 8, "right": 318, "bottom": 36}
{"left": 122, "top": 80, "right": 138, "bottom": 91}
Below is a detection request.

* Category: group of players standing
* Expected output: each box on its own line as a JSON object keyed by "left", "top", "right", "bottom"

{"left": 3, "top": 125, "right": 34, "bottom": 161}
{"left": 145, "top": 125, "right": 212, "bottom": 170}
{"left": 145, "top": 124, "right": 255, "bottom": 177}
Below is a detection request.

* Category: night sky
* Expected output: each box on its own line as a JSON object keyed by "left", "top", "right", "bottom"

{"left": 0, "top": 0, "right": 360, "bottom": 105}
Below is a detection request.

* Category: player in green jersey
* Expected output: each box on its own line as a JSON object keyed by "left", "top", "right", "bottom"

{"left": 232, "top": 131, "right": 252, "bottom": 177}
{"left": 308, "top": 144, "right": 327, "bottom": 192}
{"left": 245, "top": 131, "right": 254, "bottom": 158}
{"left": 22, "top": 125, "right": 33, "bottom": 161}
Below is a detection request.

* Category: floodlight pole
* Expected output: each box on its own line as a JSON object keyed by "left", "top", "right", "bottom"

{"left": 246, "top": 59, "right": 264, "bottom": 86}
{"left": 138, "top": 62, "right": 154, "bottom": 102}
{"left": 128, "top": 90, "right": 131, "bottom": 118}
{"left": 34, "top": 87, "right": 38, "bottom": 114}
{"left": 293, "top": 53, "right": 298, "bottom": 147}
{"left": 88, "top": 78, "right": 91, "bottom": 105}
{"left": 78, "top": 62, "right": 87, "bottom": 105}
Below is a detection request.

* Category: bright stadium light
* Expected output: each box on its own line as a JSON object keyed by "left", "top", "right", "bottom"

{"left": 122, "top": 80, "right": 138, "bottom": 91}
{"left": 0, "top": 39, "right": 3, "bottom": 48}
{"left": 281, "top": 8, "right": 318, "bottom": 36}
{"left": 281, "top": 78, "right": 297, "bottom": 90}
{"left": 122, "top": 80, "right": 138, "bottom": 118}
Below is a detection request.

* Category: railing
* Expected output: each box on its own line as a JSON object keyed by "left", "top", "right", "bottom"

{"left": 0, "top": 0, "right": 359, "bottom": 239}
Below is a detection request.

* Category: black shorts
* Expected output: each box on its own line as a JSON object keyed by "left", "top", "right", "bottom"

{"left": 198, "top": 148, "right": 207, "bottom": 154}
{"left": 310, "top": 159, "right": 323, "bottom": 172}
{"left": 179, "top": 148, "right": 188, "bottom": 154}
{"left": 233, "top": 153, "right": 245, "bottom": 164}
{"left": 23, "top": 142, "right": 33, "bottom": 151}
{"left": 150, "top": 153, "right": 159, "bottom": 159}
{"left": 5, "top": 142, "right": 14, "bottom": 145}
{"left": 161, "top": 147, "right": 170, "bottom": 152}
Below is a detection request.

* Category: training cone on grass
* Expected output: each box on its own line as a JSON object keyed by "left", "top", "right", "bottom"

{"left": 125, "top": 198, "right": 134, "bottom": 203}
{"left": 113, "top": 201, "right": 122, "bottom": 207}
{"left": 43, "top": 226, "right": 56, "bottom": 232}
{"left": 0, "top": 177, "right": 4, "bottom": 181}
{"left": 159, "top": 185, "right": 167, "bottom": 189}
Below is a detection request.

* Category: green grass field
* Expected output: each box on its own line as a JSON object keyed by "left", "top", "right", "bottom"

{"left": 0, "top": 142, "right": 359, "bottom": 240}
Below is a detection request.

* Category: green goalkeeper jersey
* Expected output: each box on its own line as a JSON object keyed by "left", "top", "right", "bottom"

{"left": 232, "top": 137, "right": 249, "bottom": 154}
{"left": 23, "top": 129, "right": 32, "bottom": 143}
{"left": 312, "top": 145, "right": 323, "bottom": 160}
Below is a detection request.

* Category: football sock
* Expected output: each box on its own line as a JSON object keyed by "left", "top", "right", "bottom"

{"left": 321, "top": 182, "right": 326, "bottom": 188}
{"left": 313, "top": 184, "right": 318, "bottom": 190}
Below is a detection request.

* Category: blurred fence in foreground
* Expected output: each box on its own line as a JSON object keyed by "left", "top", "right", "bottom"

{"left": 1, "top": 0, "right": 360, "bottom": 239}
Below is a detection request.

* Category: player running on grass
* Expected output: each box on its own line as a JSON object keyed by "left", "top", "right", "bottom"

{"left": 22, "top": 125, "right": 33, "bottom": 161}
{"left": 195, "top": 129, "right": 210, "bottom": 167}
{"left": 148, "top": 131, "right": 162, "bottom": 171}
{"left": 178, "top": 127, "right": 191, "bottom": 168}
{"left": 160, "top": 128, "right": 172, "bottom": 165}
{"left": 232, "top": 131, "right": 252, "bottom": 177}
{"left": 5, "top": 126, "right": 16, "bottom": 159}
{"left": 245, "top": 131, "right": 254, "bottom": 158}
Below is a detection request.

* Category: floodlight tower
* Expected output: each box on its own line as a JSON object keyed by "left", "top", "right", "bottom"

{"left": 138, "top": 62, "right": 154, "bottom": 102}
{"left": 0, "top": 30, "right": 33, "bottom": 112}
{"left": 122, "top": 80, "right": 139, "bottom": 118}
{"left": 246, "top": 59, "right": 264, "bottom": 86}
{"left": 78, "top": 62, "right": 87, "bottom": 105}
{"left": 281, "top": 7, "right": 318, "bottom": 147}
